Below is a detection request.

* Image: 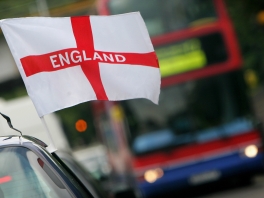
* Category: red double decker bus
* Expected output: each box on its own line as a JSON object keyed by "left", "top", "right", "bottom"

{"left": 93, "top": 0, "right": 264, "bottom": 197}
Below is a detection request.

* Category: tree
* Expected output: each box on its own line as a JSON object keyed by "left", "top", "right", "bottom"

{"left": 225, "top": 0, "right": 264, "bottom": 87}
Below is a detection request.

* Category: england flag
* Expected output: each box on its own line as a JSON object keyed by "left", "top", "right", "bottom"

{"left": 0, "top": 12, "right": 160, "bottom": 117}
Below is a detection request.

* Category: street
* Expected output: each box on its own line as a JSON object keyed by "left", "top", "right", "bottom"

{"left": 202, "top": 175, "right": 264, "bottom": 198}
{"left": 149, "top": 174, "right": 264, "bottom": 198}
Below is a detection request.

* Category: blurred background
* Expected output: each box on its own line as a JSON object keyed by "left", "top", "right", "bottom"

{"left": 1, "top": 0, "right": 264, "bottom": 198}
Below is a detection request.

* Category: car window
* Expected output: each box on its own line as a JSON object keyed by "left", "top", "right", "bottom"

{"left": 0, "top": 147, "right": 72, "bottom": 198}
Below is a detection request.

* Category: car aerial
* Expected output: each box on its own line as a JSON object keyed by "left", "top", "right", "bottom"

{"left": 0, "top": 112, "right": 105, "bottom": 198}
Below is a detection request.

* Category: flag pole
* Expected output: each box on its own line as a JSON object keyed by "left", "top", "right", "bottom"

{"left": 40, "top": 116, "right": 57, "bottom": 152}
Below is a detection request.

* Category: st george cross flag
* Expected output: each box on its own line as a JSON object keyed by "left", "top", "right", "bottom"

{"left": 0, "top": 12, "right": 160, "bottom": 117}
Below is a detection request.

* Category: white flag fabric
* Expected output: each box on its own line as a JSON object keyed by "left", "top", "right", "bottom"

{"left": 0, "top": 12, "right": 160, "bottom": 117}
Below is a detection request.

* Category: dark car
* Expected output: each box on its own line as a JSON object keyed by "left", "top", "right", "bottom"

{"left": 0, "top": 135, "right": 98, "bottom": 198}
{"left": 0, "top": 112, "right": 104, "bottom": 198}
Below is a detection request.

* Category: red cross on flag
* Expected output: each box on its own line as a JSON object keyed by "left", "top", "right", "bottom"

{"left": 0, "top": 12, "right": 160, "bottom": 117}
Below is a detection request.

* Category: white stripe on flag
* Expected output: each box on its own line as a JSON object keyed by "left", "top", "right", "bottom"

{"left": 100, "top": 63, "right": 160, "bottom": 104}
{"left": 91, "top": 12, "right": 154, "bottom": 53}
{"left": 27, "top": 67, "right": 96, "bottom": 116}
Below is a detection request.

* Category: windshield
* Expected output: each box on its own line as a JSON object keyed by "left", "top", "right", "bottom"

{"left": 0, "top": 147, "right": 72, "bottom": 198}
{"left": 108, "top": 0, "right": 217, "bottom": 36}
{"left": 121, "top": 71, "right": 253, "bottom": 155}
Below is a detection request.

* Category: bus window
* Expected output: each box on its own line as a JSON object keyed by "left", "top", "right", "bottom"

{"left": 108, "top": 0, "right": 217, "bottom": 36}
{"left": 156, "top": 33, "right": 229, "bottom": 77}
{"left": 121, "top": 71, "right": 253, "bottom": 155}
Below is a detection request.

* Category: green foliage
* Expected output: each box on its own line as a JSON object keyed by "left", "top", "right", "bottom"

{"left": 0, "top": 0, "right": 91, "bottom": 19}
{"left": 0, "top": 79, "right": 27, "bottom": 100}
{"left": 225, "top": 0, "right": 264, "bottom": 85}
{"left": 55, "top": 102, "right": 97, "bottom": 149}
{"left": 3, "top": 87, "right": 27, "bottom": 100}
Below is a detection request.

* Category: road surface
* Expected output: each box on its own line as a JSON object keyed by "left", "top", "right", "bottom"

{"left": 202, "top": 175, "right": 264, "bottom": 198}
{"left": 151, "top": 174, "right": 264, "bottom": 198}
